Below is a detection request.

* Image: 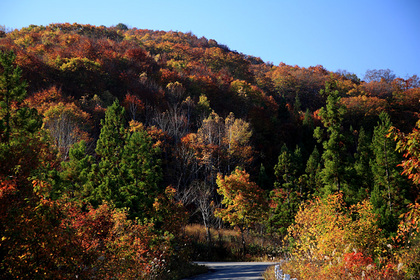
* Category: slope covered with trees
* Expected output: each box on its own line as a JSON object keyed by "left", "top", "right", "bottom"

{"left": 1, "top": 23, "right": 420, "bottom": 279}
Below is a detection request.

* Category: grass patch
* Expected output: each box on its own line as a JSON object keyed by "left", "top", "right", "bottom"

{"left": 183, "top": 224, "right": 283, "bottom": 261}
{"left": 262, "top": 265, "right": 276, "bottom": 280}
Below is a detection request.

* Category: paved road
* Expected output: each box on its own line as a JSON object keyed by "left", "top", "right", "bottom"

{"left": 184, "top": 262, "right": 277, "bottom": 280}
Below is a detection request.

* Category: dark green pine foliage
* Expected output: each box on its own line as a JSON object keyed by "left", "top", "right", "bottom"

{"left": 300, "top": 109, "right": 316, "bottom": 156}
{"left": 352, "top": 127, "right": 373, "bottom": 201}
{"left": 0, "top": 50, "right": 42, "bottom": 176}
{"left": 0, "top": 50, "right": 27, "bottom": 144}
{"left": 93, "top": 100, "right": 127, "bottom": 208}
{"left": 120, "top": 127, "right": 162, "bottom": 219}
{"left": 370, "top": 111, "right": 410, "bottom": 234}
{"left": 292, "top": 145, "right": 305, "bottom": 176}
{"left": 274, "top": 144, "right": 294, "bottom": 190}
{"left": 304, "top": 146, "right": 323, "bottom": 196}
{"left": 257, "top": 163, "right": 271, "bottom": 190}
{"left": 268, "top": 144, "right": 301, "bottom": 236}
{"left": 59, "top": 140, "right": 94, "bottom": 199}
{"left": 81, "top": 100, "right": 163, "bottom": 220}
{"left": 59, "top": 100, "right": 162, "bottom": 219}
{"left": 314, "top": 81, "right": 350, "bottom": 196}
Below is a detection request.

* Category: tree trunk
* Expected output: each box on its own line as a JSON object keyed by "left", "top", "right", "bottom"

{"left": 239, "top": 225, "right": 246, "bottom": 257}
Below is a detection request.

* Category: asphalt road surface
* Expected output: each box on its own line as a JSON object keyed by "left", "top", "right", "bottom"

{"left": 184, "top": 262, "right": 276, "bottom": 280}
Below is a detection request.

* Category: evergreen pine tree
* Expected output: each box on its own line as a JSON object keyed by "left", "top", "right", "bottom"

{"left": 268, "top": 144, "right": 301, "bottom": 236}
{"left": 0, "top": 50, "right": 28, "bottom": 144}
{"left": 300, "top": 108, "right": 315, "bottom": 156}
{"left": 0, "top": 50, "right": 42, "bottom": 177}
{"left": 59, "top": 140, "right": 94, "bottom": 199}
{"left": 95, "top": 100, "right": 126, "bottom": 161}
{"left": 304, "top": 146, "right": 323, "bottom": 196}
{"left": 121, "top": 125, "right": 162, "bottom": 219}
{"left": 314, "top": 81, "right": 350, "bottom": 196}
{"left": 370, "top": 111, "right": 410, "bottom": 233}
{"left": 274, "top": 144, "right": 294, "bottom": 189}
{"left": 352, "top": 127, "right": 373, "bottom": 201}
{"left": 68, "top": 101, "right": 164, "bottom": 220}
{"left": 93, "top": 100, "right": 127, "bottom": 207}
{"left": 293, "top": 93, "right": 301, "bottom": 118}
{"left": 257, "top": 163, "right": 270, "bottom": 190}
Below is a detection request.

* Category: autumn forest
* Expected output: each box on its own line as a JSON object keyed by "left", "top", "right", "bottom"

{"left": 1, "top": 23, "right": 420, "bottom": 279}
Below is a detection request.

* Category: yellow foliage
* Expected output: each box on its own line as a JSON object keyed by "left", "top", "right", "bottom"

{"left": 285, "top": 193, "right": 388, "bottom": 278}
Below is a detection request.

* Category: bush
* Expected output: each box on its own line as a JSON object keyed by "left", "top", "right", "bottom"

{"left": 281, "top": 193, "right": 404, "bottom": 279}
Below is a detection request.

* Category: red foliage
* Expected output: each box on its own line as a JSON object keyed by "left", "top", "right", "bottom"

{"left": 122, "top": 92, "right": 144, "bottom": 121}
{"left": 343, "top": 252, "right": 374, "bottom": 272}
{"left": 1, "top": 184, "right": 170, "bottom": 279}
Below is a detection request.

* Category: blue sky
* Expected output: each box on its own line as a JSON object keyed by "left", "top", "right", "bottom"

{"left": 1, "top": 0, "right": 419, "bottom": 79}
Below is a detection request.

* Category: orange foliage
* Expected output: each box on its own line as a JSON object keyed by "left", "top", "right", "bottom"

{"left": 393, "top": 203, "right": 420, "bottom": 276}
{"left": 25, "top": 86, "right": 92, "bottom": 158}
{"left": 25, "top": 86, "right": 67, "bottom": 113}
{"left": 360, "top": 80, "right": 394, "bottom": 99}
{"left": 393, "top": 88, "right": 420, "bottom": 110}
{"left": 123, "top": 92, "right": 144, "bottom": 121}
{"left": 215, "top": 169, "right": 267, "bottom": 230}
{"left": 341, "top": 95, "right": 388, "bottom": 117}
{"left": 392, "top": 120, "right": 420, "bottom": 188}
{"left": 282, "top": 193, "right": 402, "bottom": 279}
{"left": 153, "top": 186, "right": 188, "bottom": 233}
{"left": 1, "top": 179, "right": 171, "bottom": 279}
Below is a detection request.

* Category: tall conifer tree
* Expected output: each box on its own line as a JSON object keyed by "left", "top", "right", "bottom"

{"left": 370, "top": 111, "right": 410, "bottom": 233}
{"left": 268, "top": 144, "right": 301, "bottom": 236}
{"left": 304, "top": 146, "right": 323, "bottom": 195}
{"left": 59, "top": 140, "right": 94, "bottom": 199}
{"left": 121, "top": 123, "right": 162, "bottom": 219}
{"left": 0, "top": 50, "right": 42, "bottom": 176}
{"left": 93, "top": 100, "right": 126, "bottom": 207}
{"left": 314, "top": 81, "right": 350, "bottom": 195}
{"left": 71, "top": 100, "right": 164, "bottom": 219}
{"left": 353, "top": 127, "right": 373, "bottom": 201}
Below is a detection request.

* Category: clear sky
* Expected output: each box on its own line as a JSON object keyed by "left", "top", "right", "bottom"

{"left": 1, "top": 0, "right": 419, "bottom": 79}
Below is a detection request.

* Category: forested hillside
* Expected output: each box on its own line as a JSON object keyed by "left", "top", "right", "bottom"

{"left": 1, "top": 23, "right": 419, "bottom": 279}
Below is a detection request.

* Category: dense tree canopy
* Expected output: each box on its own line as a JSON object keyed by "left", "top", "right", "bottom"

{"left": 1, "top": 23, "right": 420, "bottom": 278}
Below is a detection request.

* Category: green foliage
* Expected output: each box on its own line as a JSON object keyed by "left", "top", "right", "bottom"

{"left": 2, "top": 23, "right": 420, "bottom": 276}
{"left": 0, "top": 50, "right": 44, "bottom": 178}
{"left": 257, "top": 163, "right": 270, "bottom": 190}
{"left": 315, "top": 81, "right": 351, "bottom": 196}
{"left": 60, "top": 101, "right": 162, "bottom": 220}
{"left": 353, "top": 127, "right": 373, "bottom": 198}
{"left": 282, "top": 193, "right": 400, "bottom": 279}
{"left": 120, "top": 124, "right": 162, "bottom": 219}
{"left": 0, "top": 50, "right": 39, "bottom": 144}
{"left": 90, "top": 100, "right": 127, "bottom": 206}
{"left": 268, "top": 145, "right": 304, "bottom": 236}
{"left": 59, "top": 140, "right": 94, "bottom": 199}
{"left": 370, "top": 111, "right": 410, "bottom": 234}
{"left": 95, "top": 99, "right": 126, "bottom": 160}
{"left": 115, "top": 23, "right": 129, "bottom": 30}
{"left": 304, "top": 146, "right": 323, "bottom": 195}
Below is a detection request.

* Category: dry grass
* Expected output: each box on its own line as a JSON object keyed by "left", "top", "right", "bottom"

{"left": 262, "top": 265, "right": 276, "bottom": 280}
{"left": 183, "top": 224, "right": 283, "bottom": 261}
{"left": 184, "top": 224, "right": 240, "bottom": 242}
